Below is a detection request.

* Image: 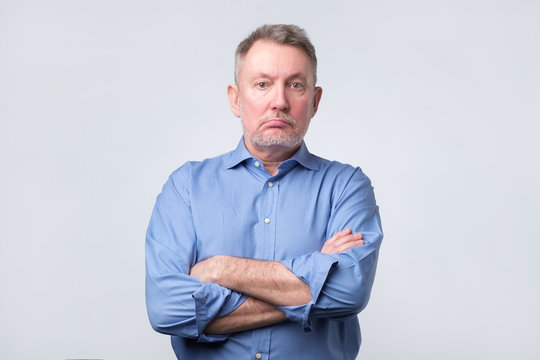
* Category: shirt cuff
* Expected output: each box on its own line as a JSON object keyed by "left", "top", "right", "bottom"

{"left": 279, "top": 252, "right": 338, "bottom": 331}
{"left": 192, "top": 282, "right": 248, "bottom": 342}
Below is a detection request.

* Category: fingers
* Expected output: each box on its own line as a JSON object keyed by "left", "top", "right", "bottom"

{"left": 321, "top": 229, "right": 364, "bottom": 254}
{"left": 333, "top": 228, "right": 352, "bottom": 238}
{"left": 332, "top": 232, "right": 362, "bottom": 248}
{"left": 325, "top": 228, "right": 352, "bottom": 245}
{"left": 331, "top": 234, "right": 364, "bottom": 253}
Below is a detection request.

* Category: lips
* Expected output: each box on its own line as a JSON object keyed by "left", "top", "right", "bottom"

{"left": 258, "top": 112, "right": 297, "bottom": 130}
{"left": 263, "top": 118, "right": 290, "bottom": 127}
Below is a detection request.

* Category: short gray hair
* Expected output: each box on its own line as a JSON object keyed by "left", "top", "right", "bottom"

{"left": 234, "top": 24, "right": 318, "bottom": 85}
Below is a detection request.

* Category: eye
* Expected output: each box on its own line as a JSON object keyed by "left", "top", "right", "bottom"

{"left": 256, "top": 82, "right": 267, "bottom": 89}
{"left": 291, "top": 82, "right": 304, "bottom": 89}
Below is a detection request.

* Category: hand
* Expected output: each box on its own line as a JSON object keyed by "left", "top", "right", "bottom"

{"left": 189, "top": 255, "right": 224, "bottom": 283}
{"left": 321, "top": 228, "right": 364, "bottom": 254}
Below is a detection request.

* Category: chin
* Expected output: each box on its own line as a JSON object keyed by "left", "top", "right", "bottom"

{"left": 247, "top": 132, "right": 303, "bottom": 148}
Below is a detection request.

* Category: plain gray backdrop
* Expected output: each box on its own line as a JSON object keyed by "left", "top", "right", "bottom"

{"left": 1, "top": 0, "right": 538, "bottom": 359}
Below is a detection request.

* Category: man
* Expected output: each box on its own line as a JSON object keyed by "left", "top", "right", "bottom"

{"left": 146, "top": 24, "right": 383, "bottom": 359}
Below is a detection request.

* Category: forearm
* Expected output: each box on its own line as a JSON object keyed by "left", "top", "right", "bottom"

{"left": 204, "top": 296, "right": 287, "bottom": 334}
{"left": 191, "top": 255, "right": 311, "bottom": 306}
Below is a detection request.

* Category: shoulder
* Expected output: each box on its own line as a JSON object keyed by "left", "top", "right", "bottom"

{"left": 311, "top": 153, "right": 371, "bottom": 184}
{"left": 306, "top": 153, "right": 375, "bottom": 204}
{"left": 170, "top": 151, "right": 231, "bottom": 179}
{"left": 165, "top": 150, "right": 232, "bottom": 195}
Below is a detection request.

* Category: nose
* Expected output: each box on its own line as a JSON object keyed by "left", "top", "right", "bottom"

{"left": 270, "top": 84, "right": 290, "bottom": 112}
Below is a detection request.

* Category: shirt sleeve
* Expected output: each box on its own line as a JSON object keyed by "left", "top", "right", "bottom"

{"left": 279, "top": 168, "right": 383, "bottom": 332}
{"left": 145, "top": 170, "right": 247, "bottom": 342}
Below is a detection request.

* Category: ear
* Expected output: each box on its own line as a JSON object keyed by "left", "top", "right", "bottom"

{"left": 227, "top": 84, "right": 241, "bottom": 118}
{"left": 311, "top": 86, "right": 323, "bottom": 117}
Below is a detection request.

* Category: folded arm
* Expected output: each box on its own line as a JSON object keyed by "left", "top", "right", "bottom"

{"left": 204, "top": 296, "right": 287, "bottom": 334}
{"left": 280, "top": 169, "right": 383, "bottom": 328}
{"left": 146, "top": 172, "right": 249, "bottom": 342}
{"left": 147, "top": 165, "right": 381, "bottom": 339}
{"left": 190, "top": 256, "right": 311, "bottom": 306}
{"left": 190, "top": 228, "right": 363, "bottom": 305}
{"left": 190, "top": 229, "right": 365, "bottom": 333}
{"left": 191, "top": 168, "right": 383, "bottom": 333}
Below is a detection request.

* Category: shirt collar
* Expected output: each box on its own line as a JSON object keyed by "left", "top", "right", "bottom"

{"left": 224, "top": 138, "right": 254, "bottom": 169}
{"left": 224, "top": 137, "right": 320, "bottom": 171}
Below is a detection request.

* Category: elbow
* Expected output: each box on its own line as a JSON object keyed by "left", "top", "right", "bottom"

{"left": 145, "top": 276, "right": 198, "bottom": 337}
{"left": 337, "top": 281, "right": 373, "bottom": 319}
{"left": 315, "top": 252, "right": 378, "bottom": 320}
{"left": 148, "top": 316, "right": 165, "bottom": 334}
{"left": 146, "top": 277, "right": 173, "bottom": 334}
{"left": 147, "top": 306, "right": 170, "bottom": 334}
{"left": 146, "top": 298, "right": 175, "bottom": 334}
{"left": 349, "top": 281, "right": 373, "bottom": 314}
{"left": 146, "top": 300, "right": 199, "bottom": 337}
{"left": 312, "top": 273, "right": 375, "bottom": 321}
{"left": 346, "top": 255, "right": 378, "bottom": 315}
{"left": 146, "top": 295, "right": 229, "bottom": 344}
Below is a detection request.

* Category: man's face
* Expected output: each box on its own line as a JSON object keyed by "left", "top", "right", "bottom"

{"left": 228, "top": 40, "right": 322, "bottom": 151}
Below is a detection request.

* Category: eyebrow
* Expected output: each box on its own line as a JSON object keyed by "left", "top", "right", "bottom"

{"left": 249, "top": 72, "right": 309, "bottom": 82}
{"left": 287, "top": 73, "right": 308, "bottom": 82}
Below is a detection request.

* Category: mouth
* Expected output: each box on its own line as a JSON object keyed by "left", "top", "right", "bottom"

{"left": 263, "top": 118, "right": 291, "bottom": 128}
{"left": 259, "top": 113, "right": 297, "bottom": 130}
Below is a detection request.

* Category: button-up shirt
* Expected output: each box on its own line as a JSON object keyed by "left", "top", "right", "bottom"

{"left": 145, "top": 139, "right": 383, "bottom": 359}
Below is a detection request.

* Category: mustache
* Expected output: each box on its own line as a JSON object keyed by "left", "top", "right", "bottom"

{"left": 258, "top": 112, "right": 297, "bottom": 128}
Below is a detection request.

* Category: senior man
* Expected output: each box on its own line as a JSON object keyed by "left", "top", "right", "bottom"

{"left": 146, "top": 24, "right": 383, "bottom": 359}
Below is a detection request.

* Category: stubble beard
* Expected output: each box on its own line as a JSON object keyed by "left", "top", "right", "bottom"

{"left": 243, "top": 111, "right": 309, "bottom": 148}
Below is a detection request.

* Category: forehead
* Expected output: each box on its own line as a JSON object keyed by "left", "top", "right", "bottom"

{"left": 239, "top": 40, "right": 313, "bottom": 81}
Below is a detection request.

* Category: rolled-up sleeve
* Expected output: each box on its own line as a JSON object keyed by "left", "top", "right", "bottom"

{"left": 279, "top": 168, "right": 383, "bottom": 331}
{"left": 145, "top": 170, "right": 247, "bottom": 342}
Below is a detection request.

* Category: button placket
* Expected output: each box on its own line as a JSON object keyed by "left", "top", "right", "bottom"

{"left": 263, "top": 179, "right": 276, "bottom": 225}
{"left": 252, "top": 177, "right": 278, "bottom": 360}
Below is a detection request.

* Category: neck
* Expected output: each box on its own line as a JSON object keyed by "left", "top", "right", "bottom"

{"left": 244, "top": 138, "right": 301, "bottom": 176}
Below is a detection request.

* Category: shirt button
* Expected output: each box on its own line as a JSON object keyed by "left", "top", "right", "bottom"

{"left": 255, "top": 353, "right": 262, "bottom": 359}
{"left": 264, "top": 218, "right": 270, "bottom": 224}
{"left": 268, "top": 182, "right": 274, "bottom": 188}
{"left": 254, "top": 161, "right": 260, "bottom": 167}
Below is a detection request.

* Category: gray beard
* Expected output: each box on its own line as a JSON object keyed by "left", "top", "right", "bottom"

{"left": 244, "top": 129, "right": 304, "bottom": 148}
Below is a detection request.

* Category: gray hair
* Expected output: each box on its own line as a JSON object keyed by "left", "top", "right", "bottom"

{"left": 234, "top": 24, "right": 318, "bottom": 85}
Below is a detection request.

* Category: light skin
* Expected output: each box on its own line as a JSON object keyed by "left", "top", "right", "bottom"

{"left": 190, "top": 40, "right": 364, "bottom": 335}
{"left": 191, "top": 229, "right": 364, "bottom": 334}
{"left": 227, "top": 40, "right": 323, "bottom": 176}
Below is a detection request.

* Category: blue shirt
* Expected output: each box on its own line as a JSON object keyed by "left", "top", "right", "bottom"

{"left": 145, "top": 139, "right": 383, "bottom": 360}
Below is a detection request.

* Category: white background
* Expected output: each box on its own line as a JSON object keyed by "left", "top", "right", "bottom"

{"left": 1, "top": 1, "right": 538, "bottom": 359}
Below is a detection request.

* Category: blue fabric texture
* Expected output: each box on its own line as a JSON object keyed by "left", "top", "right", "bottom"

{"left": 145, "top": 139, "right": 383, "bottom": 359}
